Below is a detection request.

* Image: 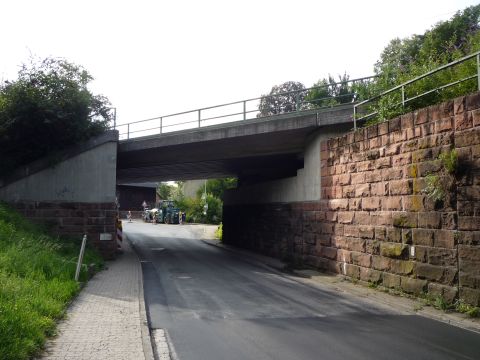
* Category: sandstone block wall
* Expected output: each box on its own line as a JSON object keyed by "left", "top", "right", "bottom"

{"left": 10, "top": 201, "right": 117, "bottom": 259}
{"left": 224, "top": 93, "right": 480, "bottom": 306}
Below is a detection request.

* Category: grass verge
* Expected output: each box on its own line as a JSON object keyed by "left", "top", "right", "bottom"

{"left": 0, "top": 202, "right": 104, "bottom": 360}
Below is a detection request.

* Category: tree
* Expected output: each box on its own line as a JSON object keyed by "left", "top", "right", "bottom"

{"left": 157, "top": 182, "right": 174, "bottom": 200}
{"left": 0, "top": 57, "right": 112, "bottom": 175}
{"left": 258, "top": 81, "right": 306, "bottom": 116}
{"left": 304, "top": 73, "right": 355, "bottom": 108}
{"left": 363, "top": 4, "right": 480, "bottom": 123}
{"left": 196, "top": 178, "right": 237, "bottom": 199}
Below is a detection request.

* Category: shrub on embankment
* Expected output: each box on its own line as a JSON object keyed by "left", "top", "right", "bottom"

{"left": 0, "top": 202, "right": 103, "bottom": 360}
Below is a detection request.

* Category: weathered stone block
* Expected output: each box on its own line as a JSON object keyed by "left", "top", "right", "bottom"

{"left": 387, "top": 227, "right": 402, "bottom": 243}
{"left": 358, "top": 226, "right": 375, "bottom": 239}
{"left": 319, "top": 246, "right": 337, "bottom": 260}
{"left": 401, "top": 277, "right": 427, "bottom": 295}
{"left": 328, "top": 199, "right": 349, "bottom": 211}
{"left": 337, "top": 248, "right": 352, "bottom": 263}
{"left": 360, "top": 267, "right": 382, "bottom": 284}
{"left": 412, "top": 229, "right": 435, "bottom": 247}
{"left": 375, "top": 227, "right": 387, "bottom": 241}
{"left": 418, "top": 212, "right": 442, "bottom": 229}
{"left": 351, "top": 252, "right": 372, "bottom": 268}
{"left": 428, "top": 248, "right": 457, "bottom": 267}
{"left": 354, "top": 183, "right": 370, "bottom": 197}
{"left": 393, "top": 212, "right": 417, "bottom": 228}
{"left": 391, "top": 260, "right": 415, "bottom": 275}
{"left": 376, "top": 157, "right": 392, "bottom": 169}
{"left": 362, "top": 197, "right": 381, "bottom": 211}
{"left": 458, "top": 216, "right": 480, "bottom": 231}
{"left": 403, "top": 195, "right": 425, "bottom": 212}
{"left": 382, "top": 272, "right": 401, "bottom": 288}
{"left": 455, "top": 113, "right": 472, "bottom": 131}
{"left": 366, "top": 239, "right": 380, "bottom": 255}
{"left": 435, "top": 117, "right": 454, "bottom": 133}
{"left": 414, "top": 108, "right": 429, "bottom": 125}
{"left": 372, "top": 255, "right": 391, "bottom": 271}
{"left": 416, "top": 263, "right": 444, "bottom": 281}
{"left": 455, "top": 128, "right": 480, "bottom": 147}
{"left": 337, "top": 211, "right": 354, "bottom": 224}
{"left": 434, "top": 230, "right": 457, "bottom": 249}
{"left": 380, "top": 243, "right": 408, "bottom": 258}
{"left": 459, "top": 287, "right": 480, "bottom": 306}
{"left": 345, "top": 264, "right": 361, "bottom": 279}
{"left": 427, "top": 283, "right": 458, "bottom": 304}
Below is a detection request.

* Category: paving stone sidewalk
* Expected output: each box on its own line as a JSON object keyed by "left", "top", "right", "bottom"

{"left": 41, "top": 240, "right": 154, "bottom": 360}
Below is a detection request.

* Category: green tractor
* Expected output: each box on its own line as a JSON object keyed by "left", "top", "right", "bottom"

{"left": 155, "top": 200, "right": 180, "bottom": 224}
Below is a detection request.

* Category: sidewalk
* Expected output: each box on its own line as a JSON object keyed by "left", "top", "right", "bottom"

{"left": 41, "top": 240, "right": 154, "bottom": 360}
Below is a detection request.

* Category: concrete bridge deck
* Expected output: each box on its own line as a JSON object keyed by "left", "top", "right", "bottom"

{"left": 117, "top": 104, "right": 354, "bottom": 183}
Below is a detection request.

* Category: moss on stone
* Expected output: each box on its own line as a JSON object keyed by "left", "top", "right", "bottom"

{"left": 380, "top": 243, "right": 408, "bottom": 258}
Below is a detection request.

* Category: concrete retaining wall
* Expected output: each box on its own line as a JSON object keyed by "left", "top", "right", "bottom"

{"left": 0, "top": 131, "right": 119, "bottom": 259}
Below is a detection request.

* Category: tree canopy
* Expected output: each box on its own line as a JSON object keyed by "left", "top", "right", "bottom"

{"left": 0, "top": 57, "right": 112, "bottom": 175}
{"left": 258, "top": 81, "right": 306, "bottom": 116}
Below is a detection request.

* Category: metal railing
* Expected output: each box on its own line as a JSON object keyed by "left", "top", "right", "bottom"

{"left": 353, "top": 50, "right": 480, "bottom": 129}
{"left": 114, "top": 76, "right": 377, "bottom": 140}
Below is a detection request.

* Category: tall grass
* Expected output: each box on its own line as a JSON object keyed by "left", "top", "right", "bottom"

{"left": 0, "top": 202, "right": 103, "bottom": 360}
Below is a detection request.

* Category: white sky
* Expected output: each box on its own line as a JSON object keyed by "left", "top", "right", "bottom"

{"left": 1, "top": 0, "right": 479, "bottom": 129}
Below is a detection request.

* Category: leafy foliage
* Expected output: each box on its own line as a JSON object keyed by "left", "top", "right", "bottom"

{"left": 358, "top": 4, "right": 480, "bottom": 124}
{"left": 304, "top": 73, "right": 355, "bottom": 108}
{"left": 196, "top": 178, "right": 237, "bottom": 199}
{"left": 157, "top": 182, "right": 174, "bottom": 200}
{"left": 0, "top": 57, "right": 111, "bottom": 175}
{"left": 172, "top": 178, "right": 236, "bottom": 225}
{"left": 258, "top": 81, "right": 306, "bottom": 116}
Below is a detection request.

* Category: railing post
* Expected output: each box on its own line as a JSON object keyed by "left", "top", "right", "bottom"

{"left": 401, "top": 85, "right": 405, "bottom": 107}
{"left": 353, "top": 105, "right": 357, "bottom": 130}
{"left": 477, "top": 54, "right": 480, "bottom": 91}
{"left": 160, "top": 117, "right": 163, "bottom": 134}
{"left": 198, "top": 109, "right": 201, "bottom": 127}
{"left": 127, "top": 124, "right": 130, "bottom": 139}
{"left": 243, "top": 100, "right": 246, "bottom": 120}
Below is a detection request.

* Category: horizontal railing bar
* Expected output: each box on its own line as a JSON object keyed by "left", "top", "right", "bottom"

{"left": 116, "top": 75, "right": 378, "bottom": 129}
{"left": 404, "top": 75, "right": 476, "bottom": 104}
{"left": 355, "top": 51, "right": 480, "bottom": 109}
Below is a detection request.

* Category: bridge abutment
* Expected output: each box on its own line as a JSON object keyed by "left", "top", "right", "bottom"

{"left": 0, "top": 131, "right": 119, "bottom": 259}
{"left": 224, "top": 93, "right": 480, "bottom": 306}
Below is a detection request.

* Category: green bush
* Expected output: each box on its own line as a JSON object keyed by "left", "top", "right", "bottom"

{"left": 0, "top": 202, "right": 103, "bottom": 359}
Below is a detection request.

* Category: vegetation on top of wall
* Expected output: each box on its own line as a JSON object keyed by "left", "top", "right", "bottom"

{"left": 361, "top": 4, "right": 480, "bottom": 124}
{"left": 0, "top": 202, "right": 103, "bottom": 359}
{"left": 0, "top": 57, "right": 112, "bottom": 176}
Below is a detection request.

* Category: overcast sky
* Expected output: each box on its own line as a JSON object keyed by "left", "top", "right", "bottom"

{"left": 1, "top": 0, "right": 479, "bottom": 128}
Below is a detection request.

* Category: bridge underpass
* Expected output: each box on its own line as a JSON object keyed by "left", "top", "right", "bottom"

{"left": 116, "top": 104, "right": 354, "bottom": 185}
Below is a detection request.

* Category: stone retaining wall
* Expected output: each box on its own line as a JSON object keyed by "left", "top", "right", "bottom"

{"left": 11, "top": 201, "right": 118, "bottom": 259}
{"left": 224, "top": 93, "right": 480, "bottom": 306}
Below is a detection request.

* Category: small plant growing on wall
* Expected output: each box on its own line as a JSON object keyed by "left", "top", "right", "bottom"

{"left": 424, "top": 149, "right": 458, "bottom": 207}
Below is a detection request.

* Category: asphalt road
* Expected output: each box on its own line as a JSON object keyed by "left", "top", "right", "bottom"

{"left": 125, "top": 222, "right": 480, "bottom": 360}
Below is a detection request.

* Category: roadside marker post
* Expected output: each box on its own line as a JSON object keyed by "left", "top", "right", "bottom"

{"left": 75, "top": 234, "right": 87, "bottom": 282}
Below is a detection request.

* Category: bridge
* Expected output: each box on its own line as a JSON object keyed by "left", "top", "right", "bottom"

{"left": 116, "top": 104, "right": 354, "bottom": 184}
